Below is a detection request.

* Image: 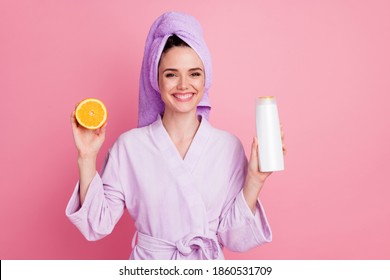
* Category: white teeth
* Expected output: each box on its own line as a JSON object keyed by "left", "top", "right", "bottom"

{"left": 174, "top": 93, "right": 193, "bottom": 99}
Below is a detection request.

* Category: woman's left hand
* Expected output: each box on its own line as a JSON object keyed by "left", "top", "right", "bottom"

{"left": 243, "top": 126, "right": 286, "bottom": 213}
{"left": 247, "top": 137, "right": 273, "bottom": 184}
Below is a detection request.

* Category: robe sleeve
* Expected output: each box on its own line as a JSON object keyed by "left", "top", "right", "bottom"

{"left": 65, "top": 148, "right": 125, "bottom": 241}
{"left": 217, "top": 139, "right": 272, "bottom": 252}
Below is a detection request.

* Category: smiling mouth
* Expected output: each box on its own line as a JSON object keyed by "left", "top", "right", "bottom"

{"left": 173, "top": 93, "right": 195, "bottom": 102}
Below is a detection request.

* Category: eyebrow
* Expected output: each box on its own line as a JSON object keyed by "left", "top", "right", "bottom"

{"left": 162, "top": 67, "right": 204, "bottom": 73}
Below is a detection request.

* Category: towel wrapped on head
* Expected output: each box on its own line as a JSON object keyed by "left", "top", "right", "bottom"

{"left": 138, "top": 11, "right": 212, "bottom": 128}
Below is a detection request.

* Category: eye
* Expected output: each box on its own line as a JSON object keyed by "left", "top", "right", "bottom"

{"left": 165, "top": 73, "right": 176, "bottom": 78}
{"left": 191, "top": 72, "right": 202, "bottom": 77}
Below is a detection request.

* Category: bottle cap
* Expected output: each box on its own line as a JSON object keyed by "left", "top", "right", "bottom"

{"left": 257, "top": 96, "right": 276, "bottom": 105}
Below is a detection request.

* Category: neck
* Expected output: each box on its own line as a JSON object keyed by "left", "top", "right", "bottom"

{"left": 161, "top": 110, "right": 200, "bottom": 142}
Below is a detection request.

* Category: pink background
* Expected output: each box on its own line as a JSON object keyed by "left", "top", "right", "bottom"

{"left": 1, "top": 0, "right": 389, "bottom": 259}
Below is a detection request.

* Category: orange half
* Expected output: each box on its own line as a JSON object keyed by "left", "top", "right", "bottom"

{"left": 75, "top": 98, "right": 107, "bottom": 129}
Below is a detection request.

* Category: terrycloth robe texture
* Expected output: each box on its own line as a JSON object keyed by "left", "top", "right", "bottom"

{"left": 66, "top": 116, "right": 272, "bottom": 259}
{"left": 138, "top": 11, "right": 212, "bottom": 128}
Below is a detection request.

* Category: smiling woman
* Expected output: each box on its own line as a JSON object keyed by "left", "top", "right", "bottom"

{"left": 157, "top": 44, "right": 206, "bottom": 159}
{"left": 158, "top": 45, "right": 205, "bottom": 117}
{"left": 66, "top": 11, "right": 279, "bottom": 260}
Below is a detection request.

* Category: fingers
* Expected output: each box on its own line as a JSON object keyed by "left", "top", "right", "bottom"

{"left": 251, "top": 137, "right": 257, "bottom": 157}
{"left": 280, "top": 124, "right": 285, "bottom": 140}
{"left": 70, "top": 111, "right": 78, "bottom": 128}
{"left": 249, "top": 136, "right": 259, "bottom": 166}
{"left": 102, "top": 122, "right": 108, "bottom": 132}
{"left": 248, "top": 137, "right": 273, "bottom": 179}
{"left": 280, "top": 123, "right": 287, "bottom": 155}
{"left": 97, "top": 122, "right": 108, "bottom": 137}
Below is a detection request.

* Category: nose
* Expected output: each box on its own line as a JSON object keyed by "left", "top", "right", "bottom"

{"left": 177, "top": 75, "right": 189, "bottom": 90}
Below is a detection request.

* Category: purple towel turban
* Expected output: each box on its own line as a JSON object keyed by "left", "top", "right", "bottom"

{"left": 138, "top": 11, "right": 212, "bottom": 127}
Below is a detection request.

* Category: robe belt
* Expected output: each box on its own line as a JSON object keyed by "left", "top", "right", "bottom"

{"left": 135, "top": 231, "right": 220, "bottom": 260}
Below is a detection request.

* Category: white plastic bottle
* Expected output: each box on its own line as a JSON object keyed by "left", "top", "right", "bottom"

{"left": 256, "top": 96, "right": 284, "bottom": 172}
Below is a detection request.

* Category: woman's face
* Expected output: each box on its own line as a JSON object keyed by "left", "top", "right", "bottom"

{"left": 158, "top": 46, "right": 205, "bottom": 116}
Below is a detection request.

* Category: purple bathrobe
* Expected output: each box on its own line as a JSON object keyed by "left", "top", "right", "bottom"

{"left": 66, "top": 116, "right": 272, "bottom": 259}
{"left": 66, "top": 11, "right": 271, "bottom": 259}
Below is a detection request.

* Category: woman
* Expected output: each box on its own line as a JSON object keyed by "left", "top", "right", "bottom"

{"left": 67, "top": 11, "right": 282, "bottom": 259}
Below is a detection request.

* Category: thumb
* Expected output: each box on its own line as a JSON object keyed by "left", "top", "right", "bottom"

{"left": 249, "top": 137, "right": 259, "bottom": 166}
{"left": 97, "top": 122, "right": 108, "bottom": 138}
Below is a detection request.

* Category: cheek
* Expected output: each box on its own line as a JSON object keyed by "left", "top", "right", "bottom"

{"left": 158, "top": 77, "right": 170, "bottom": 93}
{"left": 194, "top": 78, "right": 205, "bottom": 91}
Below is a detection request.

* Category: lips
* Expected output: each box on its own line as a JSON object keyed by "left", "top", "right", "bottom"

{"left": 173, "top": 93, "right": 195, "bottom": 102}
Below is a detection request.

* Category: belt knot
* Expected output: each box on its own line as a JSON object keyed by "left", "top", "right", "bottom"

{"left": 175, "top": 234, "right": 219, "bottom": 259}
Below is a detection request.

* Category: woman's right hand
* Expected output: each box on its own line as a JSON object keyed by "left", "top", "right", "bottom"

{"left": 70, "top": 111, "right": 107, "bottom": 159}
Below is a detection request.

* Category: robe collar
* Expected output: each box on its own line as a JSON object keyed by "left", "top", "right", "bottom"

{"left": 149, "top": 114, "right": 212, "bottom": 175}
